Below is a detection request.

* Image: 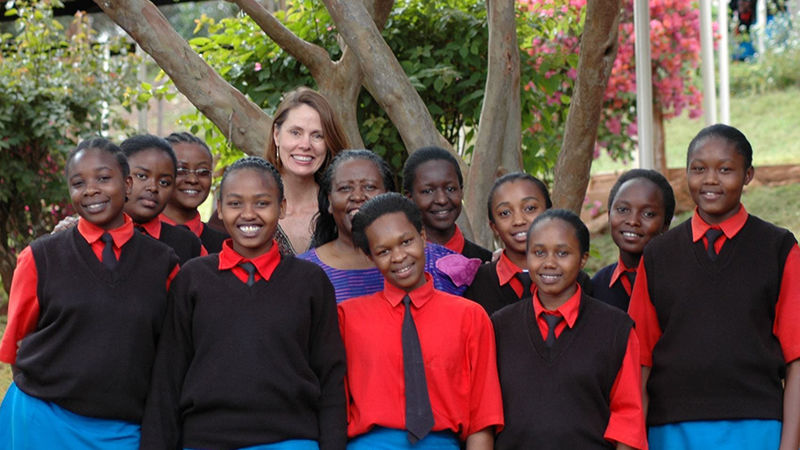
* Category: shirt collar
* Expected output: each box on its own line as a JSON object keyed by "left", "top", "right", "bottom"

{"left": 382, "top": 273, "right": 435, "bottom": 309}
{"left": 441, "top": 225, "right": 466, "bottom": 254}
{"left": 136, "top": 217, "right": 162, "bottom": 239}
{"left": 533, "top": 284, "right": 582, "bottom": 329}
{"left": 159, "top": 211, "right": 204, "bottom": 237}
{"left": 608, "top": 257, "right": 634, "bottom": 288}
{"left": 496, "top": 250, "right": 525, "bottom": 286}
{"left": 691, "top": 204, "right": 749, "bottom": 242}
{"left": 77, "top": 214, "right": 135, "bottom": 248}
{"left": 218, "top": 238, "right": 282, "bottom": 281}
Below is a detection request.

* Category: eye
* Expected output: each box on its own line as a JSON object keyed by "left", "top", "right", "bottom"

{"left": 158, "top": 178, "right": 172, "bottom": 188}
{"left": 195, "top": 169, "right": 212, "bottom": 178}
{"left": 643, "top": 210, "right": 656, "bottom": 218}
{"left": 135, "top": 173, "right": 147, "bottom": 181}
{"left": 446, "top": 186, "right": 458, "bottom": 193}
{"left": 71, "top": 180, "right": 84, "bottom": 188}
{"left": 532, "top": 249, "right": 545, "bottom": 257}
{"left": 97, "top": 176, "right": 111, "bottom": 183}
{"left": 402, "top": 238, "right": 414, "bottom": 246}
{"left": 376, "top": 248, "right": 390, "bottom": 256}
{"left": 615, "top": 206, "right": 630, "bottom": 214}
{"left": 497, "top": 209, "right": 511, "bottom": 217}
{"left": 290, "top": 129, "right": 301, "bottom": 136}
{"left": 226, "top": 200, "right": 241, "bottom": 208}
{"left": 420, "top": 188, "right": 433, "bottom": 195}
{"left": 256, "top": 200, "right": 271, "bottom": 207}
{"left": 364, "top": 184, "right": 377, "bottom": 191}
{"left": 311, "top": 133, "right": 324, "bottom": 142}
{"left": 557, "top": 250, "right": 569, "bottom": 257}
{"left": 524, "top": 205, "right": 538, "bottom": 213}
{"left": 719, "top": 166, "right": 732, "bottom": 173}
{"left": 176, "top": 167, "right": 189, "bottom": 176}
{"left": 690, "top": 165, "right": 706, "bottom": 173}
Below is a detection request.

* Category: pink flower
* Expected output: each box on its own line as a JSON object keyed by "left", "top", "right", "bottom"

{"left": 254, "top": 62, "right": 262, "bottom": 72}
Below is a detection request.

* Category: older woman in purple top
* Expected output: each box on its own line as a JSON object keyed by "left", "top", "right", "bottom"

{"left": 298, "top": 150, "right": 468, "bottom": 302}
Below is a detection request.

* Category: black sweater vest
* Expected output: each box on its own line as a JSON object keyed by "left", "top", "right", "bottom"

{"left": 591, "top": 263, "right": 631, "bottom": 311}
{"left": 491, "top": 294, "right": 632, "bottom": 449}
{"left": 140, "top": 255, "right": 346, "bottom": 450}
{"left": 462, "top": 239, "right": 492, "bottom": 262}
{"left": 643, "top": 216, "right": 795, "bottom": 425}
{"left": 155, "top": 222, "right": 203, "bottom": 264}
{"left": 16, "top": 227, "right": 178, "bottom": 422}
{"left": 199, "top": 223, "right": 228, "bottom": 253}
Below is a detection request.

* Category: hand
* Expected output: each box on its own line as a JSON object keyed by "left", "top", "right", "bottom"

{"left": 51, "top": 215, "right": 79, "bottom": 234}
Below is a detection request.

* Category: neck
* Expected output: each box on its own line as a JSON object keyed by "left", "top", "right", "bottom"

{"left": 619, "top": 251, "right": 641, "bottom": 270}
{"left": 425, "top": 225, "right": 456, "bottom": 245}
{"left": 505, "top": 248, "right": 527, "bottom": 270}
{"left": 162, "top": 204, "right": 197, "bottom": 224}
{"left": 537, "top": 284, "right": 577, "bottom": 311}
{"left": 281, "top": 171, "right": 319, "bottom": 208}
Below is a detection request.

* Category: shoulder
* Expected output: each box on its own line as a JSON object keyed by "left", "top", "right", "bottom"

{"left": 425, "top": 242, "right": 457, "bottom": 259}
{"left": 490, "top": 297, "right": 528, "bottom": 326}
{"left": 295, "top": 248, "right": 317, "bottom": 262}
{"left": 463, "top": 239, "right": 493, "bottom": 262}
{"left": 337, "top": 291, "right": 383, "bottom": 315}
{"left": 645, "top": 218, "right": 691, "bottom": 254}
{"left": 582, "top": 294, "right": 634, "bottom": 328}
{"left": 176, "top": 253, "right": 219, "bottom": 275}
{"left": 161, "top": 222, "right": 202, "bottom": 244}
{"left": 591, "top": 263, "right": 616, "bottom": 284}
{"left": 746, "top": 214, "right": 796, "bottom": 240}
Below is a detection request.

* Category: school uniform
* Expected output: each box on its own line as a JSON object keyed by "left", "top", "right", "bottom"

{"left": 591, "top": 258, "right": 637, "bottom": 311}
{"left": 140, "top": 240, "right": 346, "bottom": 450}
{"left": 338, "top": 275, "right": 504, "bottom": 447}
{"left": 464, "top": 251, "right": 594, "bottom": 315}
{"left": 159, "top": 211, "right": 228, "bottom": 254}
{"left": 136, "top": 216, "right": 204, "bottom": 264}
{"left": 491, "top": 286, "right": 646, "bottom": 450}
{"left": 0, "top": 215, "right": 179, "bottom": 448}
{"left": 629, "top": 205, "right": 800, "bottom": 449}
{"left": 439, "top": 225, "right": 492, "bottom": 262}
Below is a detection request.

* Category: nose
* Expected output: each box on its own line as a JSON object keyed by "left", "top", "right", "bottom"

{"left": 241, "top": 202, "right": 256, "bottom": 219}
{"left": 625, "top": 211, "right": 641, "bottom": 226}
{"left": 350, "top": 185, "right": 367, "bottom": 203}
{"left": 433, "top": 188, "right": 448, "bottom": 205}
{"left": 145, "top": 178, "right": 158, "bottom": 192}
{"left": 512, "top": 210, "right": 527, "bottom": 226}
{"left": 390, "top": 246, "right": 405, "bottom": 263}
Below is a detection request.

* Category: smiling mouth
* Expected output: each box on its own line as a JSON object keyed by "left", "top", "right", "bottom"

{"left": 347, "top": 208, "right": 360, "bottom": 219}
{"left": 512, "top": 231, "right": 527, "bottom": 242}
{"left": 538, "top": 273, "right": 562, "bottom": 283}
{"left": 430, "top": 209, "right": 452, "bottom": 217}
{"left": 180, "top": 189, "right": 201, "bottom": 196}
{"left": 237, "top": 224, "right": 262, "bottom": 237}
{"left": 621, "top": 231, "right": 642, "bottom": 239}
{"left": 393, "top": 263, "right": 415, "bottom": 276}
{"left": 700, "top": 191, "right": 723, "bottom": 200}
{"left": 83, "top": 201, "right": 109, "bottom": 213}
{"left": 292, "top": 155, "right": 314, "bottom": 163}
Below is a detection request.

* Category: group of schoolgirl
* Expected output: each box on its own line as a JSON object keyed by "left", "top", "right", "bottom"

{"left": 0, "top": 122, "right": 797, "bottom": 450}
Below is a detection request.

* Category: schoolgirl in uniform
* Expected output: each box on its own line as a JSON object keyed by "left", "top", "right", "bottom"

{"left": 492, "top": 209, "right": 646, "bottom": 449}
{"left": 141, "top": 157, "right": 346, "bottom": 450}
{"left": 120, "top": 134, "right": 204, "bottom": 264}
{"left": 0, "top": 138, "right": 179, "bottom": 449}
{"left": 160, "top": 132, "right": 228, "bottom": 253}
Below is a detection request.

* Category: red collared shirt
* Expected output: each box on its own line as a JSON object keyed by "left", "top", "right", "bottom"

{"left": 338, "top": 275, "right": 504, "bottom": 440}
{"left": 440, "top": 225, "right": 466, "bottom": 254}
{"left": 0, "top": 215, "right": 179, "bottom": 364}
{"left": 160, "top": 212, "right": 204, "bottom": 238}
{"left": 629, "top": 205, "right": 800, "bottom": 366}
{"left": 495, "top": 251, "right": 529, "bottom": 298}
{"left": 609, "top": 258, "right": 637, "bottom": 297}
{"left": 217, "top": 239, "right": 281, "bottom": 284}
{"left": 138, "top": 216, "right": 164, "bottom": 239}
{"left": 533, "top": 286, "right": 646, "bottom": 449}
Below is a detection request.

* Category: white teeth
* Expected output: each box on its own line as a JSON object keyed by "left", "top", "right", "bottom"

{"left": 182, "top": 189, "right": 199, "bottom": 195}
{"left": 348, "top": 209, "right": 360, "bottom": 218}
{"left": 85, "top": 202, "right": 106, "bottom": 212}
{"left": 622, "top": 231, "right": 639, "bottom": 238}
{"left": 238, "top": 225, "right": 261, "bottom": 234}
{"left": 513, "top": 232, "right": 527, "bottom": 238}
{"left": 433, "top": 210, "right": 450, "bottom": 216}
{"left": 292, "top": 155, "right": 312, "bottom": 162}
{"left": 395, "top": 265, "right": 413, "bottom": 274}
{"left": 540, "top": 274, "right": 560, "bottom": 281}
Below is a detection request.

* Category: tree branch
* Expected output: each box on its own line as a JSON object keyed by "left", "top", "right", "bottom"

{"left": 93, "top": 0, "right": 271, "bottom": 156}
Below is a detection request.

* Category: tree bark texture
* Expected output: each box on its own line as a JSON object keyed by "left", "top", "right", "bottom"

{"left": 465, "top": 0, "right": 522, "bottom": 248}
{"left": 652, "top": 103, "right": 668, "bottom": 175}
{"left": 552, "top": 0, "right": 622, "bottom": 213}
{"left": 92, "top": 0, "right": 272, "bottom": 156}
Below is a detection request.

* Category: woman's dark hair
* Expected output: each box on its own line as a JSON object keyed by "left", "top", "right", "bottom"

{"left": 607, "top": 169, "right": 676, "bottom": 227}
{"left": 265, "top": 87, "right": 348, "bottom": 184}
{"left": 527, "top": 208, "right": 590, "bottom": 254}
{"left": 219, "top": 156, "right": 284, "bottom": 201}
{"left": 352, "top": 193, "right": 423, "bottom": 255}
{"left": 401, "top": 146, "right": 463, "bottom": 194}
{"left": 311, "top": 150, "right": 396, "bottom": 248}
{"left": 120, "top": 134, "right": 177, "bottom": 175}
{"left": 687, "top": 123, "right": 753, "bottom": 169}
{"left": 487, "top": 172, "right": 552, "bottom": 223}
{"left": 164, "top": 131, "right": 212, "bottom": 158}
{"left": 66, "top": 137, "right": 129, "bottom": 178}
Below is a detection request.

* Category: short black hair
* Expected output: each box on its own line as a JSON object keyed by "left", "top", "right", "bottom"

{"left": 402, "top": 146, "right": 463, "bottom": 194}
{"left": 311, "top": 149, "right": 396, "bottom": 248}
{"left": 164, "top": 131, "right": 212, "bottom": 158}
{"left": 487, "top": 172, "right": 552, "bottom": 223}
{"left": 527, "top": 208, "right": 590, "bottom": 254}
{"left": 219, "top": 156, "right": 283, "bottom": 201}
{"left": 607, "top": 169, "right": 675, "bottom": 227}
{"left": 66, "top": 137, "right": 129, "bottom": 178}
{"left": 352, "top": 192, "right": 423, "bottom": 255}
{"left": 687, "top": 124, "right": 753, "bottom": 169}
{"left": 120, "top": 134, "right": 177, "bottom": 176}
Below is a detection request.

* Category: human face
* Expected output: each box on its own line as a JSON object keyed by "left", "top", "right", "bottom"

{"left": 609, "top": 178, "right": 667, "bottom": 268}
{"left": 67, "top": 148, "right": 132, "bottom": 230}
{"left": 218, "top": 168, "right": 286, "bottom": 259}
{"left": 329, "top": 159, "right": 386, "bottom": 239}
{"left": 365, "top": 212, "right": 427, "bottom": 292}
{"left": 489, "top": 180, "right": 548, "bottom": 262}
{"left": 125, "top": 148, "right": 175, "bottom": 224}
{"left": 408, "top": 159, "right": 462, "bottom": 242}
{"left": 171, "top": 141, "right": 213, "bottom": 211}
{"left": 273, "top": 104, "right": 328, "bottom": 178}
{"left": 687, "top": 137, "right": 753, "bottom": 224}
{"left": 527, "top": 218, "right": 589, "bottom": 309}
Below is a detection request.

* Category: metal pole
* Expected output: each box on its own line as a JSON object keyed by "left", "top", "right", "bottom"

{"left": 634, "top": 0, "right": 654, "bottom": 169}
{"left": 757, "top": 0, "right": 767, "bottom": 55}
{"left": 699, "top": 0, "right": 718, "bottom": 125}
{"left": 718, "top": 0, "right": 731, "bottom": 124}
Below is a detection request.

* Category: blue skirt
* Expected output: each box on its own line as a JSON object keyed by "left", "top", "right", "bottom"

{"left": 187, "top": 441, "right": 319, "bottom": 450}
{"left": 649, "top": 419, "right": 782, "bottom": 450}
{"left": 347, "top": 427, "right": 459, "bottom": 449}
{"left": 0, "top": 382, "right": 140, "bottom": 449}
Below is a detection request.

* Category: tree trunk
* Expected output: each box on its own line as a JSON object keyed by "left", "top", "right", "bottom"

{"left": 465, "top": 0, "right": 521, "bottom": 248}
{"left": 552, "top": 0, "right": 623, "bottom": 213}
{"left": 652, "top": 103, "right": 668, "bottom": 175}
{"left": 92, "top": 0, "right": 272, "bottom": 156}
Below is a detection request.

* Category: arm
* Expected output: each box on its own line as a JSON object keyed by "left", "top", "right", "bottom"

{"left": 466, "top": 310, "right": 504, "bottom": 440}
{"left": 775, "top": 245, "right": 800, "bottom": 450}
{"left": 779, "top": 359, "right": 800, "bottom": 450}
{"left": 465, "top": 427, "right": 494, "bottom": 450}
{"left": 0, "top": 247, "right": 39, "bottom": 364}
{"left": 605, "top": 329, "right": 647, "bottom": 450}
{"left": 641, "top": 365, "right": 651, "bottom": 419}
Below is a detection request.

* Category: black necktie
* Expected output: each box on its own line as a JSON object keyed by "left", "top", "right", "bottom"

{"left": 544, "top": 314, "right": 563, "bottom": 348}
{"left": 100, "top": 233, "right": 117, "bottom": 270}
{"left": 705, "top": 228, "right": 724, "bottom": 261}
{"left": 239, "top": 261, "right": 256, "bottom": 287}
{"left": 516, "top": 272, "right": 533, "bottom": 299}
{"left": 402, "top": 295, "right": 434, "bottom": 444}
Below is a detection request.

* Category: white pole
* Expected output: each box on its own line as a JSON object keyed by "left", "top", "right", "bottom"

{"left": 718, "top": 0, "right": 731, "bottom": 124}
{"left": 757, "top": 0, "right": 767, "bottom": 55}
{"left": 136, "top": 45, "right": 148, "bottom": 133}
{"left": 699, "top": 0, "right": 718, "bottom": 125}
{"left": 634, "top": 0, "right": 654, "bottom": 169}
